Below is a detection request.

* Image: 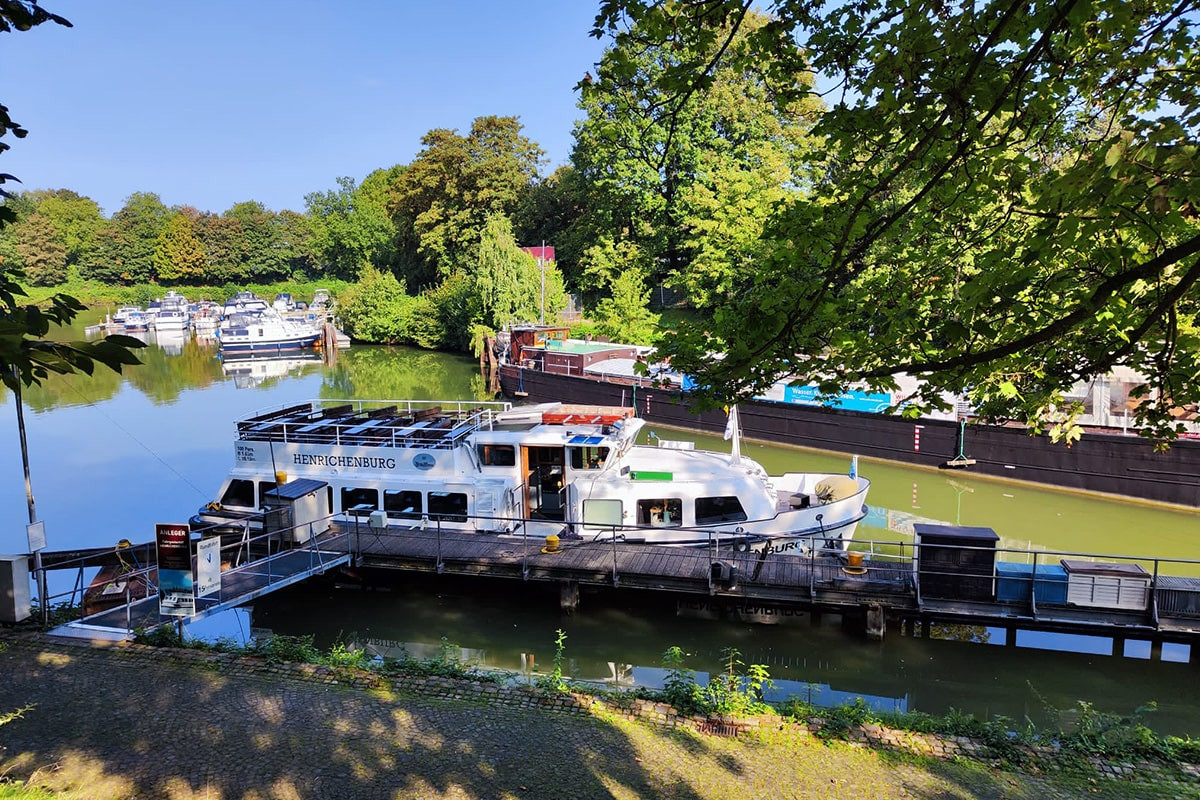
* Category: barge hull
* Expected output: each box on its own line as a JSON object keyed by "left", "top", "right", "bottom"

{"left": 498, "top": 364, "right": 1200, "bottom": 508}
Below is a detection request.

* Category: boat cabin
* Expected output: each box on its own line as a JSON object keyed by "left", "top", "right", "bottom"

{"left": 189, "top": 399, "right": 868, "bottom": 552}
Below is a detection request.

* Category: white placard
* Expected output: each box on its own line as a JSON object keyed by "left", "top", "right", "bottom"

{"left": 196, "top": 536, "right": 222, "bottom": 597}
{"left": 26, "top": 521, "right": 46, "bottom": 552}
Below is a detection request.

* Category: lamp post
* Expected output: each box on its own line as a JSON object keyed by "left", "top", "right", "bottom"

{"left": 539, "top": 240, "right": 546, "bottom": 326}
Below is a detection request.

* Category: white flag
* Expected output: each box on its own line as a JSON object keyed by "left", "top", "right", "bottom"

{"left": 725, "top": 405, "right": 742, "bottom": 465}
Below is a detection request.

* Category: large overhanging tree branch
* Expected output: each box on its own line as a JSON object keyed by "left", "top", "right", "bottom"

{"left": 595, "top": 0, "right": 1200, "bottom": 440}
{"left": 2, "top": 2, "right": 145, "bottom": 388}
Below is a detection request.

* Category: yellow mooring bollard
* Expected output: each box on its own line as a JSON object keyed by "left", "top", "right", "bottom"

{"left": 541, "top": 534, "right": 561, "bottom": 554}
{"left": 843, "top": 550, "right": 867, "bottom": 575}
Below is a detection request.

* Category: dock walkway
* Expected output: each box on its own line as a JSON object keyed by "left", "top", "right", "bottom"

{"left": 36, "top": 518, "right": 1200, "bottom": 652}
{"left": 346, "top": 523, "right": 1200, "bottom": 650}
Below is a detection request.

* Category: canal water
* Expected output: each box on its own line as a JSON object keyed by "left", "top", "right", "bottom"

{"left": 1, "top": 311, "right": 1197, "bottom": 735}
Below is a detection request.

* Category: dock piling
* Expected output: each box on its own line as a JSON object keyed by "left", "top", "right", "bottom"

{"left": 560, "top": 581, "right": 580, "bottom": 613}
{"left": 865, "top": 603, "right": 885, "bottom": 641}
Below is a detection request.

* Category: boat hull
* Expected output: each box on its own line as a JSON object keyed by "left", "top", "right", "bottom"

{"left": 218, "top": 334, "right": 320, "bottom": 355}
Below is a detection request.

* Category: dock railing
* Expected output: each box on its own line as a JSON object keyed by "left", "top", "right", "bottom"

{"left": 346, "top": 514, "right": 1200, "bottom": 627}
{"left": 30, "top": 510, "right": 1200, "bottom": 637}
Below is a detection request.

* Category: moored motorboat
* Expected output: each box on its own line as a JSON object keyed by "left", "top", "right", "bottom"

{"left": 189, "top": 399, "right": 869, "bottom": 553}
{"left": 81, "top": 541, "right": 157, "bottom": 616}
{"left": 216, "top": 308, "right": 321, "bottom": 355}
{"left": 122, "top": 309, "right": 151, "bottom": 332}
{"left": 112, "top": 305, "right": 142, "bottom": 326}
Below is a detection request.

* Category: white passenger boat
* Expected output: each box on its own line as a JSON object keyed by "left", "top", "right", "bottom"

{"left": 190, "top": 400, "right": 870, "bottom": 553}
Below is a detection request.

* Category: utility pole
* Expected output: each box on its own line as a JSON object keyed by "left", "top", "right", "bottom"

{"left": 13, "top": 372, "right": 47, "bottom": 625}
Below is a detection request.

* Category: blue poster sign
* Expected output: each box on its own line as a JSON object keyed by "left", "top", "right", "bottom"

{"left": 156, "top": 522, "right": 194, "bottom": 617}
{"left": 782, "top": 385, "right": 894, "bottom": 413}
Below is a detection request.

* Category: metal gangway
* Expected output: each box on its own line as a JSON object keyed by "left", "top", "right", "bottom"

{"left": 46, "top": 514, "right": 353, "bottom": 641}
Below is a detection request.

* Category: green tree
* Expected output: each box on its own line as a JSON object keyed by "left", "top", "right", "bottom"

{"left": 573, "top": 9, "right": 821, "bottom": 303}
{"left": 595, "top": 0, "right": 1200, "bottom": 440}
{"left": 25, "top": 189, "right": 104, "bottom": 276}
{"left": 577, "top": 235, "right": 651, "bottom": 298}
{"left": 337, "top": 265, "right": 410, "bottom": 344}
{"left": 13, "top": 211, "right": 66, "bottom": 285}
{"left": 195, "top": 213, "right": 249, "bottom": 284}
{"left": 226, "top": 201, "right": 288, "bottom": 281}
{"left": 305, "top": 170, "right": 401, "bottom": 281}
{"left": 389, "top": 116, "right": 545, "bottom": 288}
{"left": 153, "top": 212, "right": 206, "bottom": 283}
{"left": 0, "top": 265, "right": 144, "bottom": 391}
{"left": 592, "top": 268, "right": 659, "bottom": 345}
{"left": 512, "top": 165, "right": 590, "bottom": 289}
{"left": 473, "top": 213, "right": 566, "bottom": 332}
{"left": 274, "top": 209, "right": 316, "bottom": 277}
{"left": 80, "top": 192, "right": 169, "bottom": 284}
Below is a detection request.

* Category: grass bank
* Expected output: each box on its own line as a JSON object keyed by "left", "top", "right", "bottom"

{"left": 1, "top": 630, "right": 1198, "bottom": 799}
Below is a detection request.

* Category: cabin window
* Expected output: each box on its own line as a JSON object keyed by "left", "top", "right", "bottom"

{"left": 258, "top": 480, "right": 277, "bottom": 504}
{"left": 341, "top": 487, "right": 379, "bottom": 516}
{"left": 428, "top": 491, "right": 467, "bottom": 522}
{"left": 219, "top": 479, "right": 254, "bottom": 507}
{"left": 476, "top": 444, "right": 516, "bottom": 466}
{"left": 695, "top": 496, "right": 748, "bottom": 524}
{"left": 583, "top": 499, "right": 622, "bottom": 527}
{"left": 637, "top": 498, "right": 682, "bottom": 527}
{"left": 569, "top": 446, "right": 611, "bottom": 469}
{"left": 384, "top": 489, "right": 422, "bottom": 519}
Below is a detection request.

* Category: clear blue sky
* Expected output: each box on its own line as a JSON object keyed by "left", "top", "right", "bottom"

{"left": 4, "top": 1, "right": 607, "bottom": 216}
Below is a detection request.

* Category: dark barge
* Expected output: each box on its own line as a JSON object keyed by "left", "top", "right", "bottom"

{"left": 497, "top": 362, "right": 1200, "bottom": 508}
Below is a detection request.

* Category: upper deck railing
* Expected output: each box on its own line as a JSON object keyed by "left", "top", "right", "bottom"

{"left": 235, "top": 399, "right": 514, "bottom": 450}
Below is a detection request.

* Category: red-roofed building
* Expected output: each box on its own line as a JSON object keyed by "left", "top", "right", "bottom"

{"left": 521, "top": 245, "right": 555, "bottom": 263}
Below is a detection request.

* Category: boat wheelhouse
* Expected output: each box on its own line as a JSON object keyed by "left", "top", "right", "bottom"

{"left": 223, "top": 290, "right": 270, "bottom": 316}
{"left": 190, "top": 400, "right": 870, "bottom": 553}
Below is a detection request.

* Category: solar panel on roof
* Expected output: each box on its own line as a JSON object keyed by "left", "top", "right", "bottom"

{"left": 568, "top": 435, "right": 606, "bottom": 445}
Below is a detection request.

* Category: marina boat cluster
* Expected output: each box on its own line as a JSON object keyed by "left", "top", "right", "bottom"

{"left": 102, "top": 289, "right": 349, "bottom": 356}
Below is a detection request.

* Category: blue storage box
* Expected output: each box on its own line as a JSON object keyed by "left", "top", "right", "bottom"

{"left": 995, "top": 562, "right": 1068, "bottom": 605}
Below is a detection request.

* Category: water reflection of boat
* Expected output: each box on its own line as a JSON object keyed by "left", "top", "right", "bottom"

{"left": 220, "top": 353, "right": 323, "bottom": 389}
{"left": 152, "top": 328, "right": 188, "bottom": 356}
